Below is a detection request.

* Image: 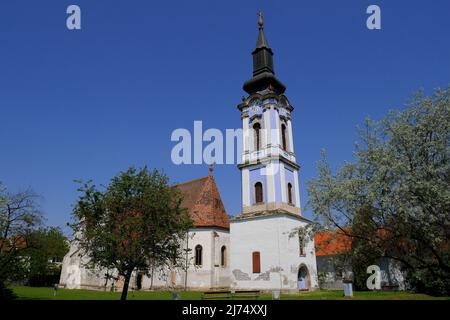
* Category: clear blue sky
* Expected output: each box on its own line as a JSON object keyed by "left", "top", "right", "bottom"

{"left": 0, "top": 0, "right": 449, "bottom": 235}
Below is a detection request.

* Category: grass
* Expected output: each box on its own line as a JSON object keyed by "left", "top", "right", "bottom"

{"left": 274, "top": 290, "right": 449, "bottom": 300}
{"left": 9, "top": 286, "right": 450, "bottom": 300}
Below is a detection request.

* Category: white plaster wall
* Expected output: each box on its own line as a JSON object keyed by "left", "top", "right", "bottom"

{"left": 242, "top": 168, "right": 250, "bottom": 207}
{"left": 181, "top": 229, "right": 230, "bottom": 289}
{"left": 59, "top": 241, "right": 83, "bottom": 289}
{"left": 60, "top": 228, "right": 231, "bottom": 291}
{"left": 59, "top": 240, "right": 113, "bottom": 290}
{"left": 140, "top": 228, "right": 231, "bottom": 290}
{"left": 230, "top": 214, "right": 318, "bottom": 291}
{"left": 213, "top": 230, "right": 231, "bottom": 288}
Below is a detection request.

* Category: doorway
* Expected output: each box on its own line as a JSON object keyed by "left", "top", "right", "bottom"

{"left": 297, "top": 265, "right": 309, "bottom": 290}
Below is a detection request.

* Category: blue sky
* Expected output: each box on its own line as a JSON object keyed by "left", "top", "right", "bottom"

{"left": 0, "top": 0, "right": 449, "bottom": 235}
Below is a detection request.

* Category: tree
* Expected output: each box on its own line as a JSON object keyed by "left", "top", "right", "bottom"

{"left": 71, "top": 167, "right": 192, "bottom": 300}
{"left": 26, "top": 227, "right": 69, "bottom": 286}
{"left": 307, "top": 87, "right": 450, "bottom": 295}
{"left": 0, "top": 184, "right": 43, "bottom": 292}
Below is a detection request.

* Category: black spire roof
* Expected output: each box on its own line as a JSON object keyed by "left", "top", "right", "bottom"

{"left": 243, "top": 12, "right": 286, "bottom": 95}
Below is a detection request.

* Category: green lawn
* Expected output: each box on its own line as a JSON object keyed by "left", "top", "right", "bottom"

{"left": 10, "top": 286, "right": 450, "bottom": 300}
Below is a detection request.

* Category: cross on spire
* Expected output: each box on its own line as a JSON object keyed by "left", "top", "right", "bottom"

{"left": 258, "top": 11, "right": 264, "bottom": 29}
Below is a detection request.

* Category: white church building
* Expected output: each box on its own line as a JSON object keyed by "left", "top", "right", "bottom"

{"left": 59, "top": 14, "right": 319, "bottom": 293}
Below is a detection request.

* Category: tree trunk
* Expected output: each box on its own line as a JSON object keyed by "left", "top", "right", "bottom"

{"left": 120, "top": 270, "right": 133, "bottom": 301}
{"left": 150, "top": 264, "right": 154, "bottom": 290}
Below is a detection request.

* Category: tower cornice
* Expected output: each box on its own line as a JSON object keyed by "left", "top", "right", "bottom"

{"left": 237, "top": 154, "right": 300, "bottom": 171}
{"left": 237, "top": 93, "right": 294, "bottom": 112}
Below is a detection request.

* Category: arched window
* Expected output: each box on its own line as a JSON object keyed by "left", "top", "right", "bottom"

{"left": 253, "top": 122, "right": 261, "bottom": 151}
{"left": 255, "top": 182, "right": 263, "bottom": 204}
{"left": 221, "top": 246, "right": 227, "bottom": 267}
{"left": 252, "top": 251, "right": 261, "bottom": 273}
{"left": 281, "top": 123, "right": 288, "bottom": 151}
{"left": 195, "top": 245, "right": 202, "bottom": 266}
{"left": 287, "top": 183, "right": 293, "bottom": 205}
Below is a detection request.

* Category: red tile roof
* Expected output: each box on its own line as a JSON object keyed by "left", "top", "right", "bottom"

{"left": 314, "top": 229, "right": 352, "bottom": 256}
{"left": 175, "top": 175, "right": 230, "bottom": 230}
{"left": 0, "top": 236, "right": 28, "bottom": 253}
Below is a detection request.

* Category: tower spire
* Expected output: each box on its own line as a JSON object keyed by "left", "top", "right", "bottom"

{"left": 255, "top": 11, "right": 269, "bottom": 49}
{"left": 243, "top": 12, "right": 286, "bottom": 95}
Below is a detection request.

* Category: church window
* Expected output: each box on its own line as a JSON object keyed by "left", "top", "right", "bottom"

{"left": 287, "top": 183, "right": 293, "bottom": 205}
{"left": 221, "top": 246, "right": 227, "bottom": 267}
{"left": 255, "top": 182, "right": 263, "bottom": 204}
{"left": 195, "top": 245, "right": 203, "bottom": 266}
{"left": 253, "top": 122, "right": 261, "bottom": 151}
{"left": 252, "top": 251, "right": 261, "bottom": 273}
{"left": 281, "top": 123, "right": 288, "bottom": 151}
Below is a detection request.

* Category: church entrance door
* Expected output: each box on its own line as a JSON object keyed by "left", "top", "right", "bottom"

{"left": 298, "top": 266, "right": 308, "bottom": 290}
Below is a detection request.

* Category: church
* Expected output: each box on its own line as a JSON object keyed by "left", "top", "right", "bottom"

{"left": 59, "top": 14, "right": 319, "bottom": 293}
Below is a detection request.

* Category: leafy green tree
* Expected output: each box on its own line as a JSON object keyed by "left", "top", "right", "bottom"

{"left": 307, "top": 87, "right": 450, "bottom": 295}
{"left": 350, "top": 207, "right": 382, "bottom": 290}
{"left": 0, "top": 184, "right": 42, "bottom": 295}
{"left": 26, "top": 227, "right": 69, "bottom": 286}
{"left": 71, "top": 167, "right": 192, "bottom": 300}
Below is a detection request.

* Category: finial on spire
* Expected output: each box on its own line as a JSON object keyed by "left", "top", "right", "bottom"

{"left": 209, "top": 162, "right": 213, "bottom": 176}
{"left": 257, "top": 11, "right": 264, "bottom": 29}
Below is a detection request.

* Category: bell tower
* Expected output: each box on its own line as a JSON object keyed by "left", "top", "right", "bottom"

{"left": 238, "top": 12, "right": 301, "bottom": 217}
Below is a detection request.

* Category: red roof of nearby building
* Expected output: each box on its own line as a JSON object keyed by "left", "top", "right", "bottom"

{"left": 174, "top": 174, "right": 230, "bottom": 230}
{"left": 314, "top": 229, "right": 352, "bottom": 257}
{"left": 0, "top": 236, "right": 28, "bottom": 253}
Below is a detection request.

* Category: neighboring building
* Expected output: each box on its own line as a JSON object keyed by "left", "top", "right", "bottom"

{"left": 229, "top": 13, "right": 318, "bottom": 292}
{"left": 59, "top": 13, "right": 319, "bottom": 292}
{"left": 314, "top": 230, "right": 407, "bottom": 290}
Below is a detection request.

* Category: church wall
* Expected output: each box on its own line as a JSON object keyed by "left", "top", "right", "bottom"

{"left": 182, "top": 228, "right": 230, "bottom": 289}
{"left": 59, "top": 241, "right": 83, "bottom": 289}
{"left": 59, "top": 240, "right": 114, "bottom": 290}
{"left": 211, "top": 229, "right": 231, "bottom": 288}
{"left": 230, "top": 214, "right": 318, "bottom": 292}
{"left": 137, "top": 228, "right": 231, "bottom": 290}
{"left": 60, "top": 228, "right": 231, "bottom": 291}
